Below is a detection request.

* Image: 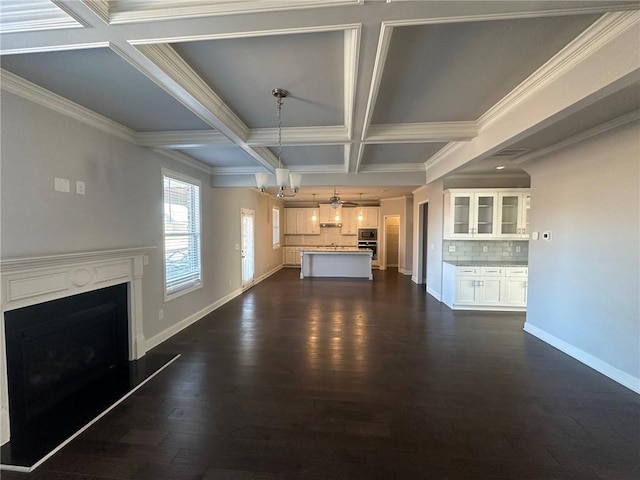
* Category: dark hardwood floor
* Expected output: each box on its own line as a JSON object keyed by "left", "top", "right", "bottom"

{"left": 3, "top": 268, "right": 639, "bottom": 479}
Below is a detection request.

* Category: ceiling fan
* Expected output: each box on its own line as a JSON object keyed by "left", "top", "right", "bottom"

{"left": 328, "top": 188, "right": 358, "bottom": 209}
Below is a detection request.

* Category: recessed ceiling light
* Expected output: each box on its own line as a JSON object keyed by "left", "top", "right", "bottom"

{"left": 496, "top": 166, "right": 506, "bottom": 170}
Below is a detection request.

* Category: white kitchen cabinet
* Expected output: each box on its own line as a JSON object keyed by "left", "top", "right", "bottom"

{"left": 319, "top": 204, "right": 342, "bottom": 224}
{"left": 498, "top": 192, "right": 531, "bottom": 239}
{"left": 283, "top": 247, "right": 301, "bottom": 266}
{"left": 357, "top": 207, "right": 379, "bottom": 228}
{"left": 504, "top": 267, "right": 528, "bottom": 306}
{"left": 341, "top": 207, "right": 358, "bottom": 235}
{"left": 285, "top": 208, "right": 319, "bottom": 235}
{"left": 444, "top": 189, "right": 530, "bottom": 240}
{"left": 443, "top": 263, "right": 526, "bottom": 311}
{"left": 444, "top": 191, "right": 498, "bottom": 239}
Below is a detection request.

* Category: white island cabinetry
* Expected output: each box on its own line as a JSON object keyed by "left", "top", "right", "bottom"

{"left": 300, "top": 249, "right": 372, "bottom": 280}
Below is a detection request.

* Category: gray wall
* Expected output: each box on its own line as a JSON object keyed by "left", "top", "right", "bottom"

{"left": 412, "top": 181, "right": 444, "bottom": 299}
{"left": 523, "top": 121, "right": 640, "bottom": 389}
{"left": 1, "top": 91, "right": 283, "bottom": 342}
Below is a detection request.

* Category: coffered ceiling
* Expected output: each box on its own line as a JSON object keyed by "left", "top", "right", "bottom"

{"left": 1, "top": 1, "right": 639, "bottom": 203}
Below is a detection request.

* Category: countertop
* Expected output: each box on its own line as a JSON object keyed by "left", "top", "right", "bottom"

{"left": 301, "top": 248, "right": 363, "bottom": 252}
{"left": 443, "top": 260, "right": 528, "bottom": 267}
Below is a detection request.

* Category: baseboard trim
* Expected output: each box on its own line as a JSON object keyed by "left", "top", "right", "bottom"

{"left": 523, "top": 322, "right": 640, "bottom": 394}
{"left": 398, "top": 268, "right": 412, "bottom": 276}
{"left": 145, "top": 265, "right": 283, "bottom": 352}
{"left": 426, "top": 286, "right": 441, "bottom": 301}
{"left": 254, "top": 264, "right": 283, "bottom": 285}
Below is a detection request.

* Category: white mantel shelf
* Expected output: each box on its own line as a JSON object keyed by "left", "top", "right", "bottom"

{"left": 300, "top": 249, "right": 373, "bottom": 280}
{"left": 0, "top": 247, "right": 155, "bottom": 447}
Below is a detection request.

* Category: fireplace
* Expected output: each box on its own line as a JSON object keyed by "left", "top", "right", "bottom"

{"left": 0, "top": 248, "right": 163, "bottom": 471}
{"left": 5, "top": 284, "right": 129, "bottom": 438}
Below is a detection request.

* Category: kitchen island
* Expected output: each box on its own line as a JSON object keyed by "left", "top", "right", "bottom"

{"left": 300, "top": 249, "right": 373, "bottom": 280}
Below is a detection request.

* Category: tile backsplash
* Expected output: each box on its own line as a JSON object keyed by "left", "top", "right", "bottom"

{"left": 443, "top": 240, "right": 528, "bottom": 262}
{"left": 284, "top": 227, "right": 358, "bottom": 246}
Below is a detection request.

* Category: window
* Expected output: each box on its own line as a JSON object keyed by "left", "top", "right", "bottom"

{"left": 272, "top": 208, "right": 280, "bottom": 248}
{"left": 163, "top": 170, "right": 202, "bottom": 298}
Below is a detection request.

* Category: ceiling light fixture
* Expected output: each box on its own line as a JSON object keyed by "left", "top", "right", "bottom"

{"left": 254, "top": 88, "right": 301, "bottom": 197}
{"left": 273, "top": 88, "right": 300, "bottom": 198}
{"left": 496, "top": 165, "right": 506, "bottom": 170}
{"left": 329, "top": 187, "right": 342, "bottom": 209}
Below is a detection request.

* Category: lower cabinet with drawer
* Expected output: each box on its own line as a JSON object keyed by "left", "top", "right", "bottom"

{"left": 442, "top": 263, "right": 528, "bottom": 311}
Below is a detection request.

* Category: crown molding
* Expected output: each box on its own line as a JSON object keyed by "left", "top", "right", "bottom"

{"left": 360, "top": 22, "right": 394, "bottom": 142}
{"left": 210, "top": 166, "right": 261, "bottom": 175}
{"left": 79, "top": 0, "right": 110, "bottom": 24}
{"left": 359, "top": 163, "right": 427, "bottom": 174}
{"left": 0, "top": 1, "right": 84, "bottom": 34}
{"left": 353, "top": 142, "right": 366, "bottom": 173}
{"left": 479, "top": 11, "right": 640, "bottom": 129}
{"left": 365, "top": 122, "right": 478, "bottom": 143}
{"left": 0, "top": 68, "right": 136, "bottom": 143}
{"left": 343, "top": 144, "right": 352, "bottom": 173}
{"left": 247, "top": 126, "right": 349, "bottom": 146}
{"left": 136, "top": 130, "right": 232, "bottom": 148}
{"left": 211, "top": 163, "right": 344, "bottom": 176}
{"left": 382, "top": 4, "right": 639, "bottom": 27}
{"left": 153, "top": 149, "right": 213, "bottom": 174}
{"left": 344, "top": 25, "right": 361, "bottom": 141}
{"left": 109, "top": 0, "right": 363, "bottom": 25}
{"left": 444, "top": 172, "right": 530, "bottom": 181}
{"left": 133, "top": 43, "right": 250, "bottom": 142}
{"left": 423, "top": 142, "right": 458, "bottom": 170}
{"left": 515, "top": 109, "right": 640, "bottom": 166}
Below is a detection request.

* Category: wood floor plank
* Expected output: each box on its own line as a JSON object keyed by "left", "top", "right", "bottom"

{"left": 3, "top": 269, "right": 638, "bottom": 479}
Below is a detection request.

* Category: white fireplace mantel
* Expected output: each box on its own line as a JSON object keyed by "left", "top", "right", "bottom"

{"left": 0, "top": 247, "right": 154, "bottom": 446}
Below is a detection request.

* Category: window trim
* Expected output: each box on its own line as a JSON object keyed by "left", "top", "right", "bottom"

{"left": 272, "top": 207, "right": 281, "bottom": 249}
{"left": 162, "top": 168, "right": 203, "bottom": 302}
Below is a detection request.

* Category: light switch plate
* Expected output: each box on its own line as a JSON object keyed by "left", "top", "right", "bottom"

{"left": 448, "top": 245, "right": 456, "bottom": 252}
{"left": 532, "top": 232, "right": 539, "bottom": 240}
{"left": 54, "top": 177, "right": 70, "bottom": 193}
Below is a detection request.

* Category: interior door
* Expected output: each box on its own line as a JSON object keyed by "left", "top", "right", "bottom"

{"left": 241, "top": 209, "right": 255, "bottom": 289}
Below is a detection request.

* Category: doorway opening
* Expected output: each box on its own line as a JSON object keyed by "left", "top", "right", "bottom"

{"left": 383, "top": 215, "right": 400, "bottom": 271}
{"left": 418, "top": 202, "right": 429, "bottom": 285}
{"left": 241, "top": 209, "right": 255, "bottom": 290}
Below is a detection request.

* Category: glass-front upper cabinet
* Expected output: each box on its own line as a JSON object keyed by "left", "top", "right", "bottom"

{"left": 445, "top": 191, "right": 498, "bottom": 239}
{"left": 498, "top": 193, "right": 530, "bottom": 239}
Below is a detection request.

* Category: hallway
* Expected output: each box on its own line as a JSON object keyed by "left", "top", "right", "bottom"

{"left": 5, "top": 269, "right": 639, "bottom": 479}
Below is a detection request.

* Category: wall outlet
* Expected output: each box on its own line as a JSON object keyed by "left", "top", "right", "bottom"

{"left": 532, "top": 232, "right": 539, "bottom": 240}
{"left": 515, "top": 246, "right": 521, "bottom": 253}
{"left": 448, "top": 245, "right": 456, "bottom": 252}
{"left": 482, "top": 246, "right": 488, "bottom": 253}
{"left": 54, "top": 177, "right": 70, "bottom": 193}
{"left": 76, "top": 180, "right": 85, "bottom": 195}
{"left": 158, "top": 309, "right": 164, "bottom": 320}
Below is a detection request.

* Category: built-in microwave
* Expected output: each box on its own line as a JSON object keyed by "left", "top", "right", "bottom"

{"left": 358, "top": 228, "right": 377, "bottom": 240}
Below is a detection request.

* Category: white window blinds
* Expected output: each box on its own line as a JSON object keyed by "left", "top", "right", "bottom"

{"left": 163, "top": 172, "right": 201, "bottom": 297}
{"left": 272, "top": 208, "right": 280, "bottom": 247}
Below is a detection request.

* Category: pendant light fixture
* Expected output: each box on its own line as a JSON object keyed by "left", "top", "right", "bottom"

{"left": 357, "top": 193, "right": 364, "bottom": 221}
{"left": 273, "top": 88, "right": 301, "bottom": 198}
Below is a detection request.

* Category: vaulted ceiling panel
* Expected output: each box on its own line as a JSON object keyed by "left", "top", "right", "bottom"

{"left": 361, "top": 143, "right": 447, "bottom": 167}
{"left": 1, "top": 48, "right": 212, "bottom": 132}
{"left": 178, "top": 146, "right": 258, "bottom": 168}
{"left": 172, "top": 31, "right": 344, "bottom": 128}
{"left": 371, "top": 14, "right": 600, "bottom": 124}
